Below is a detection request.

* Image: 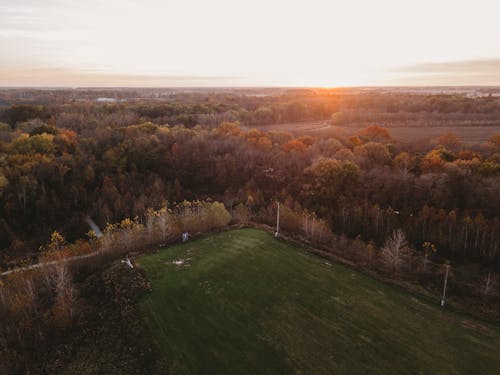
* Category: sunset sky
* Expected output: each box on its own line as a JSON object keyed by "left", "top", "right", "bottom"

{"left": 1, "top": 0, "right": 499, "bottom": 87}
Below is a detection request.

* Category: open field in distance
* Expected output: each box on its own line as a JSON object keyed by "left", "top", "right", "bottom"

{"left": 256, "top": 121, "right": 500, "bottom": 145}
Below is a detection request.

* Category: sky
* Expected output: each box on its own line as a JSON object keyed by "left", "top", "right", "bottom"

{"left": 1, "top": 0, "right": 499, "bottom": 87}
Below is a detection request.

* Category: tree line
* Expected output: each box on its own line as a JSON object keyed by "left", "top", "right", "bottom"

{"left": 2, "top": 88, "right": 500, "bottom": 131}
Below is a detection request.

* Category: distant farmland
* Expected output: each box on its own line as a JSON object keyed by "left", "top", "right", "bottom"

{"left": 138, "top": 229, "right": 500, "bottom": 374}
{"left": 256, "top": 120, "right": 500, "bottom": 145}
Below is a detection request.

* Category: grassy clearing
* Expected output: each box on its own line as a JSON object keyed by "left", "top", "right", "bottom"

{"left": 138, "top": 228, "right": 500, "bottom": 374}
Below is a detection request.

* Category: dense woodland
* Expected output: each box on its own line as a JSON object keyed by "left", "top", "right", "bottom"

{"left": 1, "top": 88, "right": 500, "bottom": 372}
{"left": 0, "top": 89, "right": 499, "bottom": 268}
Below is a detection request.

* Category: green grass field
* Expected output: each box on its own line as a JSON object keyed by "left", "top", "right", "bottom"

{"left": 138, "top": 229, "right": 500, "bottom": 374}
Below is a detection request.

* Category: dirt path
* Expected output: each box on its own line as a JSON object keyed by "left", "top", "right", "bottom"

{"left": 0, "top": 252, "right": 99, "bottom": 277}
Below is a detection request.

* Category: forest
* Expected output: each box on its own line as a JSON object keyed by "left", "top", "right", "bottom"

{"left": 1, "top": 87, "right": 500, "bottom": 373}
{"left": 1, "top": 88, "right": 499, "bottom": 268}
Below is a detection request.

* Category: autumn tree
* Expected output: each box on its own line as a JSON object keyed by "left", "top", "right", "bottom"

{"left": 436, "top": 132, "right": 461, "bottom": 151}
{"left": 354, "top": 142, "right": 391, "bottom": 169}
{"left": 215, "top": 121, "right": 241, "bottom": 137}
{"left": 357, "top": 125, "right": 392, "bottom": 143}
{"left": 282, "top": 139, "right": 307, "bottom": 153}
{"left": 2, "top": 104, "right": 50, "bottom": 128}
{"left": 233, "top": 203, "right": 250, "bottom": 223}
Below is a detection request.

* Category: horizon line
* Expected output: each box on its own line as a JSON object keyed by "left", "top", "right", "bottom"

{"left": 2, "top": 84, "right": 500, "bottom": 89}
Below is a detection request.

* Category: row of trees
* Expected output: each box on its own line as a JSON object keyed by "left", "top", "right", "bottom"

{"left": 322, "top": 201, "right": 500, "bottom": 261}
{"left": 95, "top": 200, "right": 231, "bottom": 254}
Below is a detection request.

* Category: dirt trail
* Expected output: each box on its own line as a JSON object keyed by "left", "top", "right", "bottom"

{"left": 0, "top": 252, "right": 98, "bottom": 277}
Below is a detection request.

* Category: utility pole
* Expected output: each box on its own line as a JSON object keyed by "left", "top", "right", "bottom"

{"left": 441, "top": 264, "right": 450, "bottom": 307}
{"left": 275, "top": 202, "right": 280, "bottom": 237}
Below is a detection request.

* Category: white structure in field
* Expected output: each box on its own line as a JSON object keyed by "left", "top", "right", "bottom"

{"left": 121, "top": 257, "right": 133, "bottom": 268}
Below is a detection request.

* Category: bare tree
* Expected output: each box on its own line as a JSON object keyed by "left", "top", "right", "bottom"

{"left": 481, "top": 271, "right": 497, "bottom": 296}
{"left": 51, "top": 261, "right": 77, "bottom": 328}
{"left": 421, "top": 241, "right": 437, "bottom": 273}
{"left": 381, "top": 229, "right": 409, "bottom": 272}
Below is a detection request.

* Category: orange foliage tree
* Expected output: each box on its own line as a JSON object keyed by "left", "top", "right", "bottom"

{"left": 282, "top": 139, "right": 307, "bottom": 152}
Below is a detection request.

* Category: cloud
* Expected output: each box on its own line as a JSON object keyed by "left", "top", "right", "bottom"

{"left": 386, "top": 58, "right": 500, "bottom": 86}
{"left": 393, "top": 59, "right": 500, "bottom": 74}
{"left": 0, "top": 66, "right": 244, "bottom": 87}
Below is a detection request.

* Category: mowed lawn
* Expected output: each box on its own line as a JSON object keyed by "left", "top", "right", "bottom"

{"left": 137, "top": 229, "right": 500, "bottom": 374}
